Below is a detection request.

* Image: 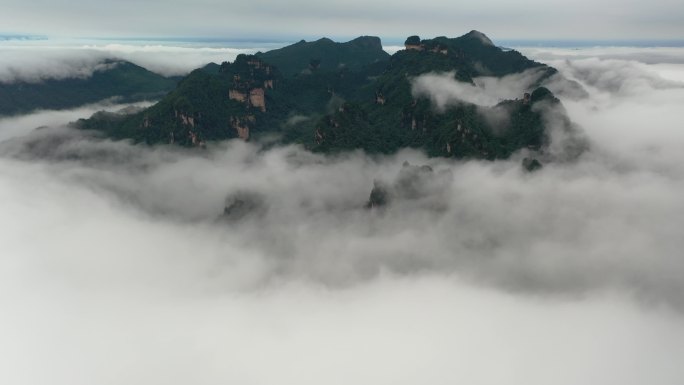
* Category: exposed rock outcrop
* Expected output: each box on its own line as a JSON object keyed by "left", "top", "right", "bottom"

{"left": 188, "top": 130, "right": 204, "bottom": 146}
{"left": 366, "top": 180, "right": 390, "bottom": 208}
{"left": 249, "top": 88, "right": 266, "bottom": 112}
{"left": 180, "top": 114, "right": 194, "bottom": 127}
{"left": 229, "top": 89, "right": 247, "bottom": 103}
{"left": 374, "top": 91, "right": 386, "bottom": 105}
{"left": 230, "top": 115, "right": 255, "bottom": 140}
{"left": 229, "top": 87, "right": 267, "bottom": 112}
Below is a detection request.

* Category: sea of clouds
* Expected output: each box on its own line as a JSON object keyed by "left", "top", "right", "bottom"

{"left": 1, "top": 44, "right": 684, "bottom": 385}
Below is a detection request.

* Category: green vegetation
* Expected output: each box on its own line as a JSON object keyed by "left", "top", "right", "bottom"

{"left": 308, "top": 33, "right": 566, "bottom": 159}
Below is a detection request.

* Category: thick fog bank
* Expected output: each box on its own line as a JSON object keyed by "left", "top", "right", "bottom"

{"left": 1, "top": 47, "right": 684, "bottom": 385}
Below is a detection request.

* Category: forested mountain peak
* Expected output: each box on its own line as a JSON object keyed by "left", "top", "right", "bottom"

{"left": 76, "top": 31, "right": 586, "bottom": 163}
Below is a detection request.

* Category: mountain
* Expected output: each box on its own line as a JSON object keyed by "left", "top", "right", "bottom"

{"left": 255, "top": 36, "right": 390, "bottom": 77}
{"left": 77, "top": 31, "right": 585, "bottom": 161}
{"left": 0, "top": 60, "right": 177, "bottom": 116}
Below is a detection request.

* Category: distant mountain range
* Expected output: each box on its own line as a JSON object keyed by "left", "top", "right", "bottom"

{"left": 0, "top": 60, "right": 177, "bottom": 116}
{"left": 71, "top": 31, "right": 583, "bottom": 161}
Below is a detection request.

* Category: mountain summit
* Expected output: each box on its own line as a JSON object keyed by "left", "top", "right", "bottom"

{"left": 463, "top": 30, "right": 494, "bottom": 46}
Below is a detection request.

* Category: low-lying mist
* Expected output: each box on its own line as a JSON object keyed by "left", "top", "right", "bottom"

{"left": 1, "top": 46, "right": 684, "bottom": 385}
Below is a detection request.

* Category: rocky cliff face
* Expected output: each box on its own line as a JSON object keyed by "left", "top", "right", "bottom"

{"left": 228, "top": 89, "right": 247, "bottom": 103}
{"left": 230, "top": 115, "right": 255, "bottom": 140}
{"left": 249, "top": 88, "right": 266, "bottom": 112}
{"left": 175, "top": 110, "right": 195, "bottom": 127}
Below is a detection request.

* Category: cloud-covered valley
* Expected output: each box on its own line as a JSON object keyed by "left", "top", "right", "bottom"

{"left": 1, "top": 46, "right": 684, "bottom": 385}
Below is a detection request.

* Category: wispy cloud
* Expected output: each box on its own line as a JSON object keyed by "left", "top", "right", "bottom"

{"left": 411, "top": 69, "right": 546, "bottom": 108}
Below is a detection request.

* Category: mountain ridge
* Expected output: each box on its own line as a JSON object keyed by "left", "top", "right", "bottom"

{"left": 76, "top": 31, "right": 586, "bottom": 162}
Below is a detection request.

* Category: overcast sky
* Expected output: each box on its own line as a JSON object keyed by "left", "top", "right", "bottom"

{"left": 2, "top": 0, "right": 683, "bottom": 40}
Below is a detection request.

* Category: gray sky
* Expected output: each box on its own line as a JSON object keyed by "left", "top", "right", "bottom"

{"left": 2, "top": 0, "right": 684, "bottom": 40}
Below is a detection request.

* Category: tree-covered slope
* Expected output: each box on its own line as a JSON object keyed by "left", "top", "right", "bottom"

{"left": 313, "top": 87, "right": 566, "bottom": 159}
{"left": 0, "top": 60, "right": 177, "bottom": 116}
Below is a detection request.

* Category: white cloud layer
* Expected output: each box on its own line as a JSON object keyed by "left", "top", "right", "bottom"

{"left": 1, "top": 47, "right": 684, "bottom": 384}
{"left": 520, "top": 46, "right": 684, "bottom": 66}
{"left": 0, "top": 43, "right": 262, "bottom": 82}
